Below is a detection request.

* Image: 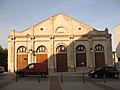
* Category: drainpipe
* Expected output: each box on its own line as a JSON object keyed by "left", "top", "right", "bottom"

{"left": 14, "top": 41, "right": 15, "bottom": 72}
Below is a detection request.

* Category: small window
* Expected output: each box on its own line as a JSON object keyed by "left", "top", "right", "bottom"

{"left": 36, "top": 45, "right": 47, "bottom": 52}
{"left": 76, "top": 45, "right": 86, "bottom": 52}
{"left": 40, "top": 28, "right": 43, "bottom": 31}
{"left": 17, "top": 46, "right": 27, "bottom": 53}
{"left": 95, "top": 44, "right": 104, "bottom": 51}
{"left": 56, "top": 45, "right": 67, "bottom": 52}
{"left": 78, "top": 27, "right": 81, "bottom": 30}
{"left": 56, "top": 27, "right": 66, "bottom": 33}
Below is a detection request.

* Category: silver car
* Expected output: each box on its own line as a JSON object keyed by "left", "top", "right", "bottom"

{"left": 0, "top": 66, "right": 4, "bottom": 73}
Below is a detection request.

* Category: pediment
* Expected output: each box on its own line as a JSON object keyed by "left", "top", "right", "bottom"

{"left": 13, "top": 14, "right": 106, "bottom": 36}
{"left": 51, "top": 14, "right": 96, "bottom": 35}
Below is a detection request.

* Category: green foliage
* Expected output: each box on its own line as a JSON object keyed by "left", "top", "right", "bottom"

{"left": 0, "top": 45, "right": 8, "bottom": 71}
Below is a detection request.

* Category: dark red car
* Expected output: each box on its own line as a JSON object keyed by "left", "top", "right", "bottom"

{"left": 15, "top": 63, "right": 48, "bottom": 78}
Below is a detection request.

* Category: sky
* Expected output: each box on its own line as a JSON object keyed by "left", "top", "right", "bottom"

{"left": 0, "top": 0, "right": 120, "bottom": 50}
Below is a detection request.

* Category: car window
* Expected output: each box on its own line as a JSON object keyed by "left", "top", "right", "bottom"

{"left": 109, "top": 67, "right": 116, "bottom": 71}
{"left": 28, "top": 64, "right": 34, "bottom": 69}
{"left": 96, "top": 67, "right": 103, "bottom": 70}
{"left": 105, "top": 67, "right": 109, "bottom": 71}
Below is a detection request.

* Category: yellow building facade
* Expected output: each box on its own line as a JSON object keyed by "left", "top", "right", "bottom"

{"left": 115, "top": 25, "right": 120, "bottom": 61}
{"left": 8, "top": 14, "right": 113, "bottom": 73}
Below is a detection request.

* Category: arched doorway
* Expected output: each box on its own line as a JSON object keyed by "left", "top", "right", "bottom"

{"left": 36, "top": 45, "right": 48, "bottom": 64}
{"left": 94, "top": 44, "right": 105, "bottom": 68}
{"left": 56, "top": 45, "right": 67, "bottom": 72}
{"left": 76, "top": 45, "right": 87, "bottom": 67}
{"left": 17, "top": 46, "right": 28, "bottom": 69}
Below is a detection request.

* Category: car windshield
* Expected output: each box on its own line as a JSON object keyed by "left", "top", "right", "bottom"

{"left": 95, "top": 67, "right": 103, "bottom": 71}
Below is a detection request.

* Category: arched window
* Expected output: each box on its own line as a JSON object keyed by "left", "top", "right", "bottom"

{"left": 17, "top": 46, "right": 27, "bottom": 53}
{"left": 95, "top": 44, "right": 104, "bottom": 51}
{"left": 56, "top": 45, "right": 67, "bottom": 52}
{"left": 36, "top": 45, "right": 47, "bottom": 52}
{"left": 56, "top": 26, "right": 66, "bottom": 33}
{"left": 76, "top": 45, "right": 86, "bottom": 52}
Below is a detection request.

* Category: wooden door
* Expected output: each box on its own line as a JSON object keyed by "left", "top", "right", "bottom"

{"left": 36, "top": 54, "right": 48, "bottom": 63}
{"left": 95, "top": 52, "right": 105, "bottom": 68}
{"left": 56, "top": 53, "right": 67, "bottom": 72}
{"left": 76, "top": 53, "right": 87, "bottom": 67}
{"left": 17, "top": 54, "right": 28, "bottom": 69}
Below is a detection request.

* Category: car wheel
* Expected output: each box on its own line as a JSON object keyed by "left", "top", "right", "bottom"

{"left": 94, "top": 74, "right": 98, "bottom": 78}
{"left": 19, "top": 72, "right": 24, "bottom": 77}
{"left": 91, "top": 75, "right": 94, "bottom": 78}
{"left": 114, "top": 74, "right": 119, "bottom": 79}
{"left": 41, "top": 73, "right": 46, "bottom": 78}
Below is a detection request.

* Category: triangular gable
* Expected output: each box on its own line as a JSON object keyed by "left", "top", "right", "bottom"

{"left": 13, "top": 14, "right": 102, "bottom": 36}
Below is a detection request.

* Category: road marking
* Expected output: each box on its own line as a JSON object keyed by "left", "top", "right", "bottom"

{"left": 50, "top": 76, "right": 62, "bottom": 90}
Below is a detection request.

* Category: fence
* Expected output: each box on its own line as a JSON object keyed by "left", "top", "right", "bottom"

{"left": 15, "top": 72, "right": 119, "bottom": 83}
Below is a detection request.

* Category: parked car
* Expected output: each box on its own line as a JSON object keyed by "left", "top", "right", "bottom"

{"left": 88, "top": 66, "right": 119, "bottom": 78}
{"left": 0, "top": 66, "right": 4, "bottom": 73}
{"left": 15, "top": 63, "right": 48, "bottom": 78}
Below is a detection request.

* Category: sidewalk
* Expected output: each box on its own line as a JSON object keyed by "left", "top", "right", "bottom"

{"left": 0, "top": 72, "right": 120, "bottom": 90}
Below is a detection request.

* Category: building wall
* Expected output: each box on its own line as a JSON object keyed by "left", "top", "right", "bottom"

{"left": 115, "top": 25, "right": 120, "bottom": 59}
{"left": 8, "top": 14, "right": 113, "bottom": 72}
{"left": 114, "top": 25, "right": 120, "bottom": 70}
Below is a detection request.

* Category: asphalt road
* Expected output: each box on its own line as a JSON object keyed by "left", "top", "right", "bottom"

{"left": 0, "top": 72, "right": 120, "bottom": 90}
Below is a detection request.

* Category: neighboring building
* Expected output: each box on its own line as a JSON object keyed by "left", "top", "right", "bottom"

{"left": 112, "top": 51, "right": 118, "bottom": 65}
{"left": 115, "top": 25, "right": 120, "bottom": 61}
{"left": 114, "top": 25, "right": 120, "bottom": 70}
{"left": 8, "top": 14, "right": 113, "bottom": 73}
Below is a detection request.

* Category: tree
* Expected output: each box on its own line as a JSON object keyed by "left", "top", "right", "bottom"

{"left": 0, "top": 45, "right": 8, "bottom": 71}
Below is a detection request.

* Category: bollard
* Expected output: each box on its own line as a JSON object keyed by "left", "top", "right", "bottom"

{"left": 61, "top": 73, "right": 63, "bottom": 83}
{"left": 39, "top": 72, "right": 41, "bottom": 83}
{"left": 82, "top": 73, "right": 85, "bottom": 83}
{"left": 104, "top": 73, "right": 106, "bottom": 83}
{"left": 16, "top": 73, "right": 18, "bottom": 82}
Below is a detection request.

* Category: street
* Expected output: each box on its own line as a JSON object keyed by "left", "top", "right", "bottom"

{"left": 0, "top": 72, "right": 120, "bottom": 90}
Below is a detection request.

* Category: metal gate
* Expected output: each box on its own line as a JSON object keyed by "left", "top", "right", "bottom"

{"left": 56, "top": 53, "right": 68, "bottom": 72}
{"left": 17, "top": 54, "right": 28, "bottom": 69}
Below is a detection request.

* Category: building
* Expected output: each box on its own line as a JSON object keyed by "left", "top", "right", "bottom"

{"left": 112, "top": 51, "right": 118, "bottom": 65}
{"left": 114, "top": 25, "right": 120, "bottom": 70}
{"left": 115, "top": 25, "right": 120, "bottom": 61}
{"left": 8, "top": 14, "right": 113, "bottom": 73}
